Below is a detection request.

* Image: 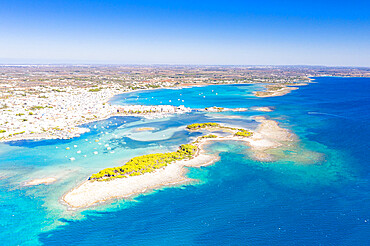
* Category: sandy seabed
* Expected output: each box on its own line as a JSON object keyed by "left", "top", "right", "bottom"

{"left": 25, "top": 177, "right": 57, "bottom": 186}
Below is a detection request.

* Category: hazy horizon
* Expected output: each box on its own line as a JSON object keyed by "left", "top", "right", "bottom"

{"left": 1, "top": 0, "right": 369, "bottom": 66}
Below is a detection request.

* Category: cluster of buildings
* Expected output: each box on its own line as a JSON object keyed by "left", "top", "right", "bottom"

{"left": 0, "top": 85, "right": 122, "bottom": 141}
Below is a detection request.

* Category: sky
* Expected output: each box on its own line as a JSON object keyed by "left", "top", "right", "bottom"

{"left": 0, "top": 0, "right": 369, "bottom": 66}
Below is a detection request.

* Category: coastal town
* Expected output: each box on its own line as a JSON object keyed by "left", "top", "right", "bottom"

{"left": 0, "top": 85, "right": 120, "bottom": 141}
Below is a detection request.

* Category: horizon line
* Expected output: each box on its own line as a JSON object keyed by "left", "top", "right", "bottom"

{"left": 0, "top": 63, "right": 369, "bottom": 69}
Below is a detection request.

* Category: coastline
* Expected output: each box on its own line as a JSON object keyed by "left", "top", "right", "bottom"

{"left": 62, "top": 118, "right": 294, "bottom": 208}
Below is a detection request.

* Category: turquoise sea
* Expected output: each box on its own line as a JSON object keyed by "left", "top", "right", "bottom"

{"left": 0, "top": 77, "right": 369, "bottom": 245}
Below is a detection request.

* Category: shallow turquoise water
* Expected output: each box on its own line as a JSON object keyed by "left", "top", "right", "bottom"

{"left": 0, "top": 77, "right": 369, "bottom": 245}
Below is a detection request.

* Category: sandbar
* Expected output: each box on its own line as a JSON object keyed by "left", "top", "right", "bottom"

{"left": 135, "top": 127, "right": 156, "bottom": 131}
{"left": 252, "top": 106, "right": 274, "bottom": 112}
{"left": 25, "top": 177, "right": 57, "bottom": 186}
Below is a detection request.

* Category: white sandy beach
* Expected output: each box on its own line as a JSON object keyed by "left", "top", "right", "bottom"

{"left": 253, "top": 106, "right": 274, "bottom": 112}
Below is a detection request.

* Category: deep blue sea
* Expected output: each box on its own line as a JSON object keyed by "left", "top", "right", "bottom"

{"left": 0, "top": 77, "right": 369, "bottom": 245}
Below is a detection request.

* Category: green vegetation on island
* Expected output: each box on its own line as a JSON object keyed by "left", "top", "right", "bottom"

{"left": 205, "top": 107, "right": 224, "bottom": 111}
{"left": 186, "top": 122, "right": 220, "bottom": 130}
{"left": 200, "top": 134, "right": 218, "bottom": 139}
{"left": 90, "top": 144, "right": 198, "bottom": 181}
{"left": 8, "top": 131, "right": 25, "bottom": 137}
{"left": 186, "top": 123, "right": 252, "bottom": 137}
{"left": 234, "top": 129, "right": 253, "bottom": 137}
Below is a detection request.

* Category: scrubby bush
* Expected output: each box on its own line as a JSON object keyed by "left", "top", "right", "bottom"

{"left": 234, "top": 129, "right": 253, "bottom": 137}
{"left": 201, "top": 134, "right": 218, "bottom": 139}
{"left": 186, "top": 122, "right": 220, "bottom": 130}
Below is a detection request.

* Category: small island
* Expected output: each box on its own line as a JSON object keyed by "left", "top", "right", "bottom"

{"left": 135, "top": 127, "right": 157, "bottom": 131}
{"left": 252, "top": 106, "right": 274, "bottom": 112}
